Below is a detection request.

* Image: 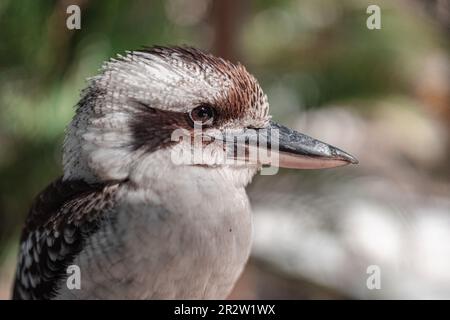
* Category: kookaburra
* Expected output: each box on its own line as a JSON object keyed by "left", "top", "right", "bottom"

{"left": 12, "top": 46, "right": 357, "bottom": 300}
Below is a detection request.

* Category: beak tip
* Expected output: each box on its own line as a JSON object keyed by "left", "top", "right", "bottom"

{"left": 335, "top": 149, "right": 359, "bottom": 165}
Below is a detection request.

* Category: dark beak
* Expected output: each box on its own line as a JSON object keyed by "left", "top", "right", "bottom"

{"left": 223, "top": 120, "right": 358, "bottom": 169}
{"left": 267, "top": 121, "right": 358, "bottom": 169}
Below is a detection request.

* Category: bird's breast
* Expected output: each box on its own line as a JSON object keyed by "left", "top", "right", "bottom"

{"left": 120, "top": 184, "right": 253, "bottom": 299}
{"left": 57, "top": 179, "right": 253, "bottom": 299}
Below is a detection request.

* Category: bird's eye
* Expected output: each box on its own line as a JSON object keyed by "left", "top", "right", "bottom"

{"left": 189, "top": 104, "right": 215, "bottom": 126}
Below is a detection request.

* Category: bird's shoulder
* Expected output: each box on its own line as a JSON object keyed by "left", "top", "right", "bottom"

{"left": 13, "top": 176, "right": 122, "bottom": 300}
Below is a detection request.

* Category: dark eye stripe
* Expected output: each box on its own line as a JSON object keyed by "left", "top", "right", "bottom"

{"left": 128, "top": 99, "right": 192, "bottom": 152}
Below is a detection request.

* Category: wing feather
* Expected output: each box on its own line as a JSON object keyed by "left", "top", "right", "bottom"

{"left": 12, "top": 177, "right": 121, "bottom": 300}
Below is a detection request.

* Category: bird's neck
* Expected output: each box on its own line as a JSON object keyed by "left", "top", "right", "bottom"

{"left": 126, "top": 151, "right": 255, "bottom": 216}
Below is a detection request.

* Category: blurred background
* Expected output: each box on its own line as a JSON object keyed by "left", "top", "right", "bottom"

{"left": 0, "top": 0, "right": 449, "bottom": 299}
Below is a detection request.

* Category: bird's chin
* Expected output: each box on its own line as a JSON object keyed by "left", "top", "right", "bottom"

{"left": 189, "top": 162, "right": 259, "bottom": 188}
{"left": 225, "top": 164, "right": 260, "bottom": 188}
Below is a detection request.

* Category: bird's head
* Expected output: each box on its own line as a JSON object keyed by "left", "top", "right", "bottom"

{"left": 63, "top": 46, "right": 357, "bottom": 186}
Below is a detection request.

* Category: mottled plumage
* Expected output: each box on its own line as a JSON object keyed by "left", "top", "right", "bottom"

{"left": 13, "top": 46, "right": 356, "bottom": 300}
{"left": 13, "top": 46, "right": 264, "bottom": 299}
{"left": 13, "top": 178, "right": 120, "bottom": 299}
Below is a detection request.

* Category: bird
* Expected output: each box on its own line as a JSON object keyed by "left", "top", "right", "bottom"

{"left": 12, "top": 46, "right": 358, "bottom": 300}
